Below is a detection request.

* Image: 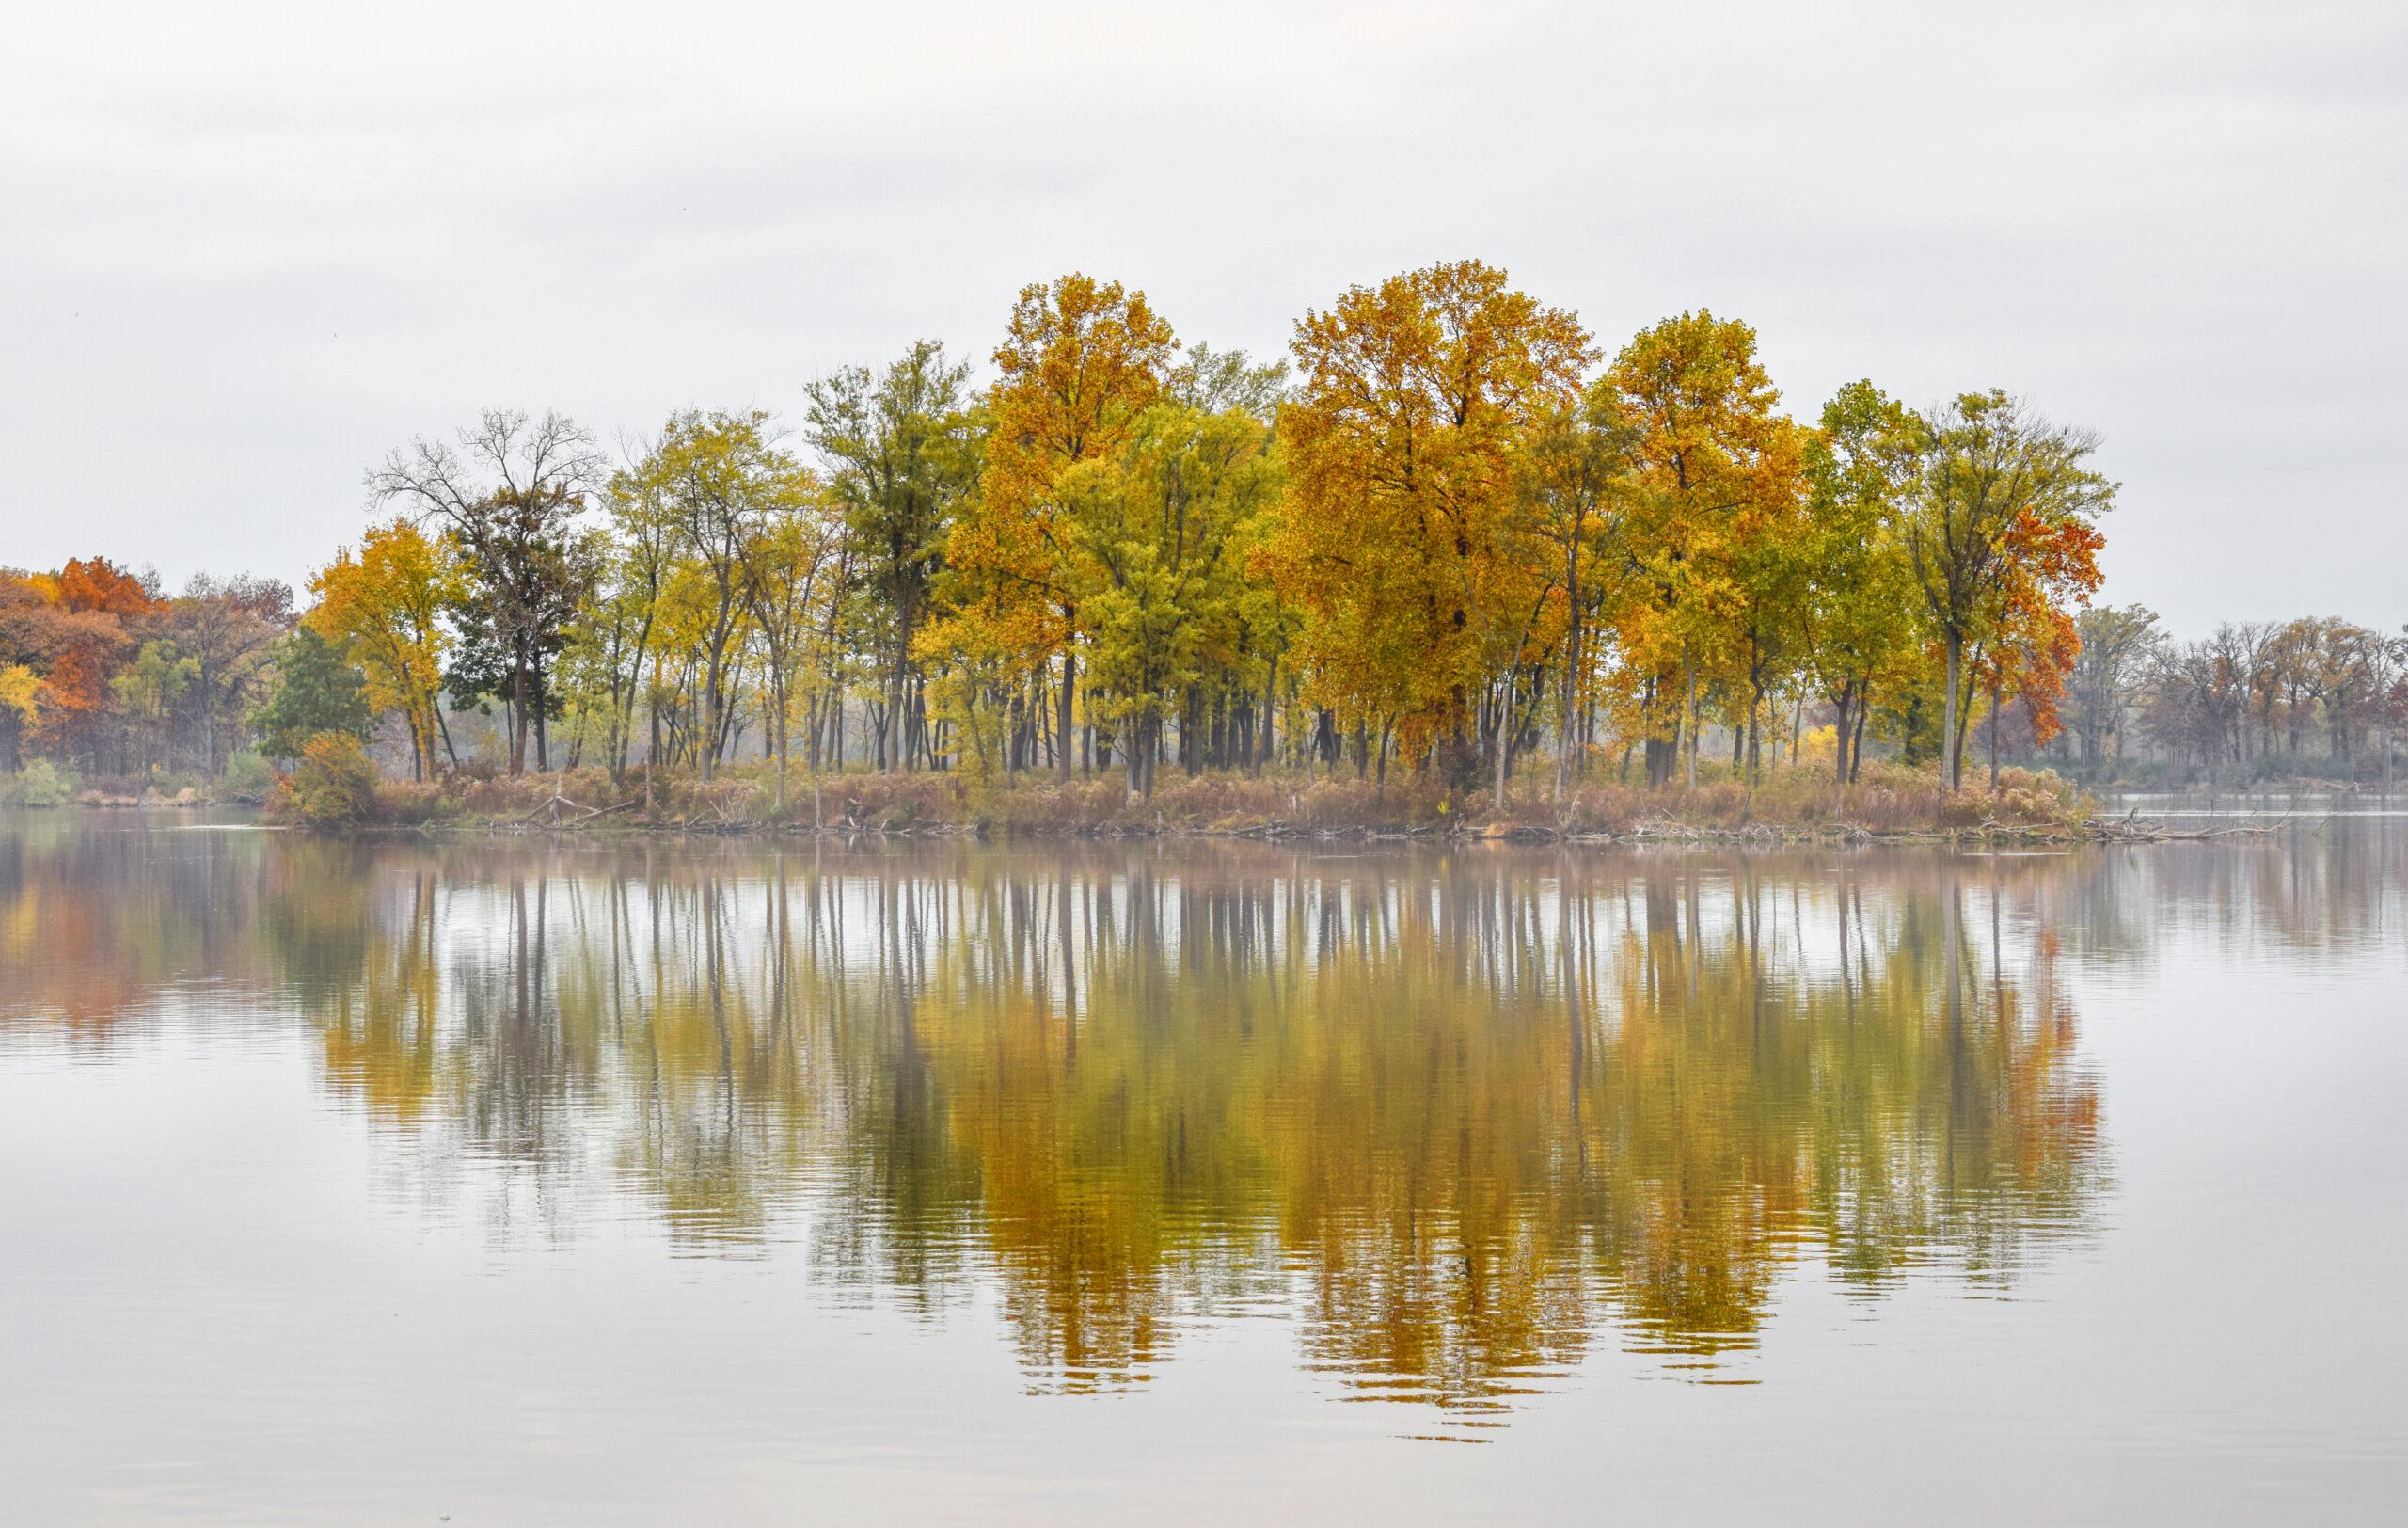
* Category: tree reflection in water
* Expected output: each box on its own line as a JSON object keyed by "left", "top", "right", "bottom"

{"left": 1, "top": 827, "right": 2134, "bottom": 1428}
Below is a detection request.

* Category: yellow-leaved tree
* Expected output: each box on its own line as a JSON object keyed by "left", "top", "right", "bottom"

{"left": 308, "top": 517, "right": 464, "bottom": 780}
{"left": 1057, "top": 399, "right": 1281, "bottom": 798}
{"left": 619, "top": 410, "right": 821, "bottom": 783}
{"left": 1605, "top": 311, "right": 1797, "bottom": 789}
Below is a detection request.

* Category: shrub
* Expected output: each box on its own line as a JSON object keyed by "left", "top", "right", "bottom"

{"left": 220, "top": 751, "right": 277, "bottom": 799}
{"left": 10, "top": 758, "right": 73, "bottom": 807}
{"left": 143, "top": 766, "right": 203, "bottom": 802}
{"left": 278, "top": 732, "right": 381, "bottom": 825}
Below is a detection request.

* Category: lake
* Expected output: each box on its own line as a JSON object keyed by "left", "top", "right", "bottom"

{"left": 2, "top": 810, "right": 2402, "bottom": 1524}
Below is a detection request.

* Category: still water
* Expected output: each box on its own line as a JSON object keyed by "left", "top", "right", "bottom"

{"left": 2, "top": 812, "right": 2401, "bottom": 1524}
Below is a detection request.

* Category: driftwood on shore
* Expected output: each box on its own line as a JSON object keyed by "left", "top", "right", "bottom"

{"left": 514, "top": 793, "right": 643, "bottom": 826}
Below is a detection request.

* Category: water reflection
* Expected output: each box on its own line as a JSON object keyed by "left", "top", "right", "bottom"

{"left": 4, "top": 821, "right": 2245, "bottom": 1426}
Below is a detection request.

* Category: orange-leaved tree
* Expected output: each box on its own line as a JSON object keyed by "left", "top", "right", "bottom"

{"left": 1261, "top": 259, "right": 1592, "bottom": 790}
{"left": 939, "top": 275, "right": 1177, "bottom": 781}
{"left": 30, "top": 557, "right": 159, "bottom": 770}
{"left": 1963, "top": 491, "right": 2105, "bottom": 788}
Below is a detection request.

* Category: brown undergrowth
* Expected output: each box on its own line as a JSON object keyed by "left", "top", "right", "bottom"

{"left": 327, "top": 756, "right": 2089, "bottom": 838}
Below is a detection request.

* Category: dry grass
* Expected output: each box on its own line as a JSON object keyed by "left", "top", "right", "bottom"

{"left": 1530, "top": 760, "right": 2088, "bottom": 835}
{"left": 358, "top": 756, "right": 2089, "bottom": 836}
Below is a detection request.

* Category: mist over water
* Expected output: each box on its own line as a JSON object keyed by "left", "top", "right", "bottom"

{"left": 3, "top": 815, "right": 2402, "bottom": 1522}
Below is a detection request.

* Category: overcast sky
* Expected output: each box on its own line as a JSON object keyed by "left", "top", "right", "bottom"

{"left": 4, "top": 0, "right": 2401, "bottom": 636}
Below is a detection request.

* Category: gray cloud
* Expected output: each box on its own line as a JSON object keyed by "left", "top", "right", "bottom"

{"left": 4, "top": 0, "right": 2401, "bottom": 634}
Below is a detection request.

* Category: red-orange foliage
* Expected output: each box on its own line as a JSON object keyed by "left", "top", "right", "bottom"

{"left": 3, "top": 557, "right": 161, "bottom": 764}
{"left": 1977, "top": 508, "right": 2106, "bottom": 749}
{"left": 50, "top": 557, "right": 158, "bottom": 619}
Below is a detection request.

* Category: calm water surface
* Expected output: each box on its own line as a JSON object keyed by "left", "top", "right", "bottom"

{"left": 2, "top": 811, "right": 2402, "bottom": 1524}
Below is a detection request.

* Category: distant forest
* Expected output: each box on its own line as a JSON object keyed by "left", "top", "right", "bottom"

{"left": 4, "top": 263, "right": 2402, "bottom": 805}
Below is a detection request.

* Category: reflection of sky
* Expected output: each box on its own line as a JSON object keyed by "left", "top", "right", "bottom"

{"left": 3, "top": 825, "right": 2405, "bottom": 1521}
{"left": 6, "top": 836, "right": 2118, "bottom": 1371}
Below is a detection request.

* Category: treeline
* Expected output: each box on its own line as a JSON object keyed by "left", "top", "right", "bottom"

{"left": 0, "top": 560, "right": 293, "bottom": 791}
{"left": 2063, "top": 608, "right": 2406, "bottom": 785}
{"left": 5, "top": 258, "right": 2393, "bottom": 808}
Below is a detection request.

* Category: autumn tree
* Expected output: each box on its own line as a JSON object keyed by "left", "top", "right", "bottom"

{"left": 2066, "top": 605, "right": 2160, "bottom": 780}
{"left": 1162, "top": 343, "right": 1293, "bottom": 780}
{"left": 941, "top": 274, "right": 1178, "bottom": 782}
{"left": 805, "top": 341, "right": 979, "bottom": 773}
{"left": 110, "top": 641, "right": 198, "bottom": 772}
{"left": 1265, "top": 259, "right": 1592, "bottom": 790}
{"left": 1514, "top": 380, "right": 1640, "bottom": 803}
{"left": 159, "top": 575, "right": 293, "bottom": 773}
{"left": 1715, "top": 422, "right": 1814, "bottom": 785}
{"left": 737, "top": 479, "right": 848, "bottom": 811}
{"left": 574, "top": 446, "right": 693, "bottom": 789}
{"left": 309, "top": 519, "right": 463, "bottom": 780}
{"left": 619, "top": 410, "right": 820, "bottom": 782}
{"left": 2143, "top": 634, "right": 2242, "bottom": 771}
{"left": 1056, "top": 398, "right": 1282, "bottom": 798}
{"left": 1970, "top": 579, "right": 2081, "bottom": 789}
{"left": 0, "top": 657, "right": 38, "bottom": 771}
{"left": 1605, "top": 312, "right": 1793, "bottom": 788}
{"left": 1901, "top": 390, "right": 2115, "bottom": 789}
{"left": 2272, "top": 617, "right": 2390, "bottom": 765}
{"left": 370, "top": 409, "right": 604, "bottom": 773}
{"left": 1799, "top": 381, "right": 1925, "bottom": 783}
{"left": 31, "top": 557, "right": 159, "bottom": 771}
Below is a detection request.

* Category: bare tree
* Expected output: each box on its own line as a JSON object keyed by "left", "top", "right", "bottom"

{"left": 369, "top": 410, "right": 604, "bottom": 773}
{"left": 2067, "top": 604, "right": 2158, "bottom": 780}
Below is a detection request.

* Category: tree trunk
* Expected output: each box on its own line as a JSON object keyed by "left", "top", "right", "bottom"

{"left": 1555, "top": 623, "right": 1577, "bottom": 807}
{"left": 1988, "top": 681, "right": 2002, "bottom": 792}
{"left": 1942, "top": 629, "right": 1963, "bottom": 790}
{"left": 1493, "top": 692, "right": 1509, "bottom": 811}
{"left": 1057, "top": 644, "right": 1077, "bottom": 785}
{"left": 1684, "top": 659, "right": 1698, "bottom": 795}
{"left": 1834, "top": 687, "right": 1854, "bottom": 783}
{"left": 883, "top": 655, "right": 904, "bottom": 775}
{"left": 1256, "top": 652, "right": 1277, "bottom": 778}
{"left": 509, "top": 662, "right": 528, "bottom": 775}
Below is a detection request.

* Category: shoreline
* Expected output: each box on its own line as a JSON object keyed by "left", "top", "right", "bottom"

{"left": 23, "top": 767, "right": 2347, "bottom": 846}
{"left": 54, "top": 804, "right": 2289, "bottom": 847}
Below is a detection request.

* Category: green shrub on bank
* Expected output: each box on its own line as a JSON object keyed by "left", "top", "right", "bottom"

{"left": 142, "top": 766, "right": 204, "bottom": 801}
{"left": 7, "top": 758, "right": 75, "bottom": 807}
{"left": 220, "top": 751, "right": 277, "bottom": 799}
